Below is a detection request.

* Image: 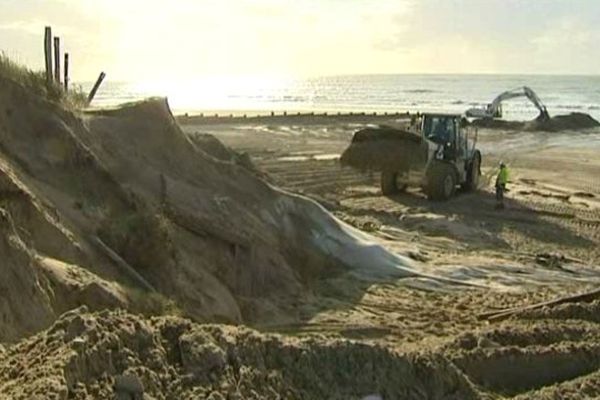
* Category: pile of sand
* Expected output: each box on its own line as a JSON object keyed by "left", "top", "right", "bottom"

{"left": 0, "top": 73, "right": 425, "bottom": 341}
{"left": 5, "top": 302, "right": 600, "bottom": 399}
{"left": 472, "top": 112, "right": 600, "bottom": 132}
{"left": 340, "top": 126, "right": 427, "bottom": 172}
{"left": 0, "top": 307, "right": 479, "bottom": 399}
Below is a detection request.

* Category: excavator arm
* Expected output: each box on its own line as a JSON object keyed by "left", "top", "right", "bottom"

{"left": 466, "top": 86, "right": 549, "bottom": 120}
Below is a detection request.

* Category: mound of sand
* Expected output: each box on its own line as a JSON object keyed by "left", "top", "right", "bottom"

{"left": 7, "top": 302, "right": 600, "bottom": 399}
{"left": 0, "top": 307, "right": 479, "bottom": 399}
{"left": 534, "top": 112, "right": 600, "bottom": 131}
{"left": 0, "top": 74, "right": 426, "bottom": 341}
{"left": 472, "top": 112, "right": 600, "bottom": 132}
{"left": 340, "top": 126, "right": 427, "bottom": 172}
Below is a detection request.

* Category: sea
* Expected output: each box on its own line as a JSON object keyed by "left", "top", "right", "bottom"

{"left": 80, "top": 74, "right": 600, "bottom": 122}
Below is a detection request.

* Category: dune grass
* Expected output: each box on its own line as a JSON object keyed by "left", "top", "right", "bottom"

{"left": 0, "top": 52, "right": 87, "bottom": 109}
{"left": 98, "top": 209, "right": 175, "bottom": 272}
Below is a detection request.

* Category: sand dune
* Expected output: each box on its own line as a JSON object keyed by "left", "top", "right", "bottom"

{"left": 0, "top": 75, "right": 447, "bottom": 338}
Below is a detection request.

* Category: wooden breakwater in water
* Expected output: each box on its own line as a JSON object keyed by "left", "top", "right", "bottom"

{"left": 176, "top": 110, "right": 413, "bottom": 126}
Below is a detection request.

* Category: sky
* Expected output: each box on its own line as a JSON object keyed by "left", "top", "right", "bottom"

{"left": 1, "top": 0, "right": 599, "bottom": 82}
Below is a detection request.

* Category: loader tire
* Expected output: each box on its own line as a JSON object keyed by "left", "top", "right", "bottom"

{"left": 424, "top": 162, "right": 456, "bottom": 201}
{"left": 462, "top": 151, "right": 481, "bottom": 192}
{"left": 381, "top": 171, "right": 407, "bottom": 195}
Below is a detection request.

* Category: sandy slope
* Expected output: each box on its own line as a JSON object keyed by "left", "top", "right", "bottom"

{"left": 0, "top": 75, "right": 424, "bottom": 341}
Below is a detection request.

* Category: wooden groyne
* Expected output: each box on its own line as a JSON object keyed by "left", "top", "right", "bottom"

{"left": 177, "top": 110, "right": 413, "bottom": 126}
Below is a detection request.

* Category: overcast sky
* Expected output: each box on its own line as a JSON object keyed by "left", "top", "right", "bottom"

{"left": 1, "top": 0, "right": 599, "bottom": 82}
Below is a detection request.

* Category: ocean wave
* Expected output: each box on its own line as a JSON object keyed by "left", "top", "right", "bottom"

{"left": 281, "top": 95, "right": 308, "bottom": 102}
{"left": 588, "top": 106, "right": 600, "bottom": 110}
{"left": 556, "top": 105, "right": 584, "bottom": 110}
{"left": 404, "top": 89, "right": 437, "bottom": 93}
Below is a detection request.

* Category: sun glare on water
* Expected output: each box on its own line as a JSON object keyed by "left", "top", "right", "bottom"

{"left": 132, "top": 75, "right": 293, "bottom": 114}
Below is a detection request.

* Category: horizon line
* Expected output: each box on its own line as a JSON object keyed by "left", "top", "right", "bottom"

{"left": 73, "top": 71, "right": 600, "bottom": 84}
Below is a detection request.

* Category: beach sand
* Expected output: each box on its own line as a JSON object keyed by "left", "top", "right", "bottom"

{"left": 179, "top": 115, "right": 600, "bottom": 348}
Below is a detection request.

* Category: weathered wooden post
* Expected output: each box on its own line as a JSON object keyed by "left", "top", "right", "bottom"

{"left": 53, "top": 37, "right": 61, "bottom": 84}
{"left": 87, "top": 72, "right": 106, "bottom": 105}
{"left": 44, "top": 27, "right": 53, "bottom": 83}
{"left": 63, "top": 53, "right": 69, "bottom": 92}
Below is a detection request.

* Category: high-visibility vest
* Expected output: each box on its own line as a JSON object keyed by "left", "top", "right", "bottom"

{"left": 497, "top": 167, "right": 509, "bottom": 185}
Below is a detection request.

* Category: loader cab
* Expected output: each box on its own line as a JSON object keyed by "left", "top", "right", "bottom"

{"left": 423, "top": 115, "right": 455, "bottom": 144}
{"left": 421, "top": 114, "right": 462, "bottom": 160}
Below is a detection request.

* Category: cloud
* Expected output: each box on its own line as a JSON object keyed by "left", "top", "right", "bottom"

{"left": 370, "top": 0, "right": 600, "bottom": 74}
{"left": 531, "top": 17, "right": 597, "bottom": 49}
{"left": 0, "top": 19, "right": 46, "bottom": 35}
{"left": 1, "top": 0, "right": 599, "bottom": 78}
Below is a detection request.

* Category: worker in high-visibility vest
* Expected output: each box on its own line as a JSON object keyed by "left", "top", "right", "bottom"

{"left": 495, "top": 162, "right": 509, "bottom": 209}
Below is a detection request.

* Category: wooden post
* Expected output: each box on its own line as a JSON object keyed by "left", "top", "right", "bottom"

{"left": 44, "top": 27, "right": 53, "bottom": 83}
{"left": 91, "top": 237, "right": 156, "bottom": 293}
{"left": 87, "top": 72, "right": 106, "bottom": 105}
{"left": 480, "top": 287, "right": 600, "bottom": 322}
{"left": 63, "top": 53, "right": 69, "bottom": 92}
{"left": 53, "top": 37, "right": 60, "bottom": 84}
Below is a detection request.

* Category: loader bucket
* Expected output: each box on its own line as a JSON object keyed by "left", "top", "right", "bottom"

{"left": 340, "top": 126, "right": 428, "bottom": 172}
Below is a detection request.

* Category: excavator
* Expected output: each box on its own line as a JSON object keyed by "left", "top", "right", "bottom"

{"left": 465, "top": 86, "right": 550, "bottom": 121}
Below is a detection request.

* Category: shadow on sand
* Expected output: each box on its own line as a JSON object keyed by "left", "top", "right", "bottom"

{"left": 384, "top": 187, "right": 595, "bottom": 252}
